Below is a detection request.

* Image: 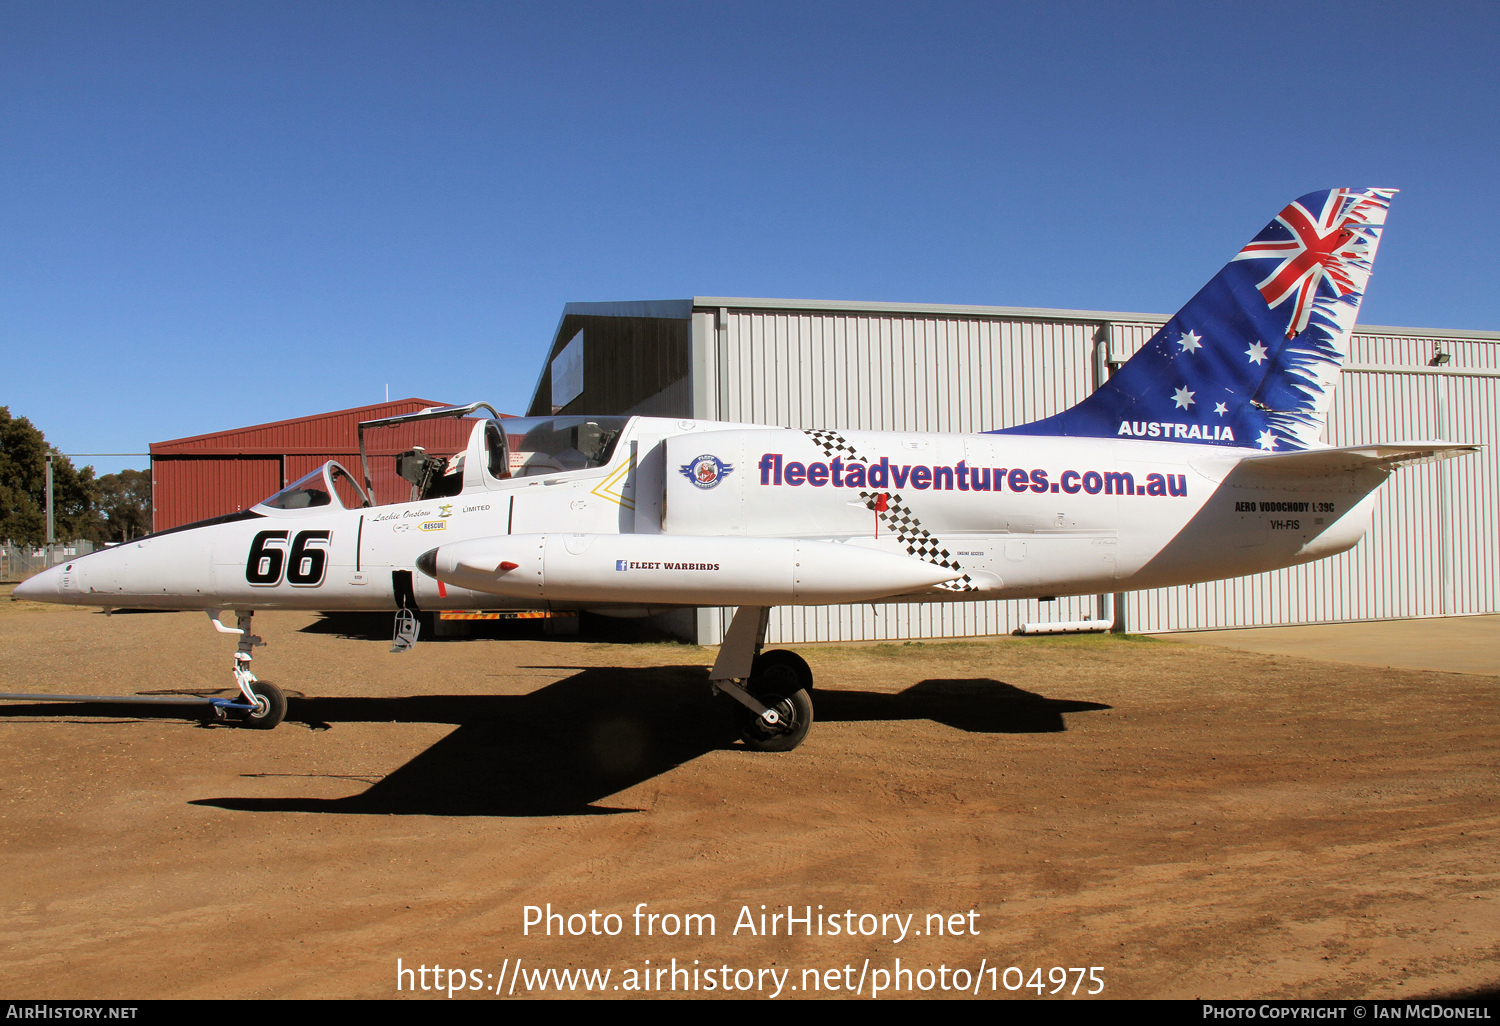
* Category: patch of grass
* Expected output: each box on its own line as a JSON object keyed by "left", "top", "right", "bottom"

{"left": 0, "top": 583, "right": 95, "bottom": 617}
{"left": 857, "top": 633, "right": 1167, "bottom": 657}
{"left": 582, "top": 640, "right": 711, "bottom": 660}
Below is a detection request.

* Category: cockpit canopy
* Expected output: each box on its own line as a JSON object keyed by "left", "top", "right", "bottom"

{"left": 257, "top": 462, "right": 371, "bottom": 511}
{"left": 350, "top": 403, "right": 632, "bottom": 505}
{"left": 255, "top": 415, "right": 630, "bottom": 511}
{"left": 388, "top": 415, "right": 629, "bottom": 502}
{"left": 503, "top": 416, "right": 628, "bottom": 478}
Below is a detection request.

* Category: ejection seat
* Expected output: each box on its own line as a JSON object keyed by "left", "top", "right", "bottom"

{"left": 396, "top": 418, "right": 512, "bottom": 502}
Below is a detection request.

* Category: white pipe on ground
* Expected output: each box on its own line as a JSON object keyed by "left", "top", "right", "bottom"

{"left": 1018, "top": 619, "right": 1113, "bottom": 635}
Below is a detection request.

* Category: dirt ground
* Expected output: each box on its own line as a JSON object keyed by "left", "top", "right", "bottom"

{"left": 1, "top": 586, "right": 1496, "bottom": 1000}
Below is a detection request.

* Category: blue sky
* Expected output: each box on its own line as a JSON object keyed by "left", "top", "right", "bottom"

{"left": 3, "top": 1, "right": 1497, "bottom": 474}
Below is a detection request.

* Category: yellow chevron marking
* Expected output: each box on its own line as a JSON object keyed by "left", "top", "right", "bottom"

{"left": 590, "top": 454, "right": 636, "bottom": 510}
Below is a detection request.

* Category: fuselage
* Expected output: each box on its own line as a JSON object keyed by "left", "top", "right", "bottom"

{"left": 15, "top": 415, "right": 1381, "bottom": 612}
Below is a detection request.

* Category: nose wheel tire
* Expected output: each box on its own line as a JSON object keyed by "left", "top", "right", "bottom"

{"left": 236, "top": 680, "right": 286, "bottom": 730}
{"left": 735, "top": 656, "right": 814, "bottom": 752}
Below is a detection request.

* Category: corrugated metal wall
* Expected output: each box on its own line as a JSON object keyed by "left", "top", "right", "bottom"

{"left": 1110, "top": 327, "right": 1500, "bottom": 631}
{"left": 152, "top": 457, "right": 282, "bottom": 531}
{"left": 696, "top": 304, "right": 1499, "bottom": 642}
{"left": 148, "top": 399, "right": 474, "bottom": 530}
{"left": 716, "top": 310, "right": 1098, "bottom": 433}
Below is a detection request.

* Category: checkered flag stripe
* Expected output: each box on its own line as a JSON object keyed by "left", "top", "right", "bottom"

{"left": 798, "top": 428, "right": 977, "bottom": 594}
{"left": 804, "top": 429, "right": 869, "bottom": 463}
{"left": 858, "top": 490, "right": 977, "bottom": 592}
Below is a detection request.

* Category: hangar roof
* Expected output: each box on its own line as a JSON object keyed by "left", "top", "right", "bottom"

{"left": 560, "top": 297, "right": 1500, "bottom": 340}
{"left": 150, "top": 399, "right": 452, "bottom": 456}
{"left": 532, "top": 296, "right": 1500, "bottom": 418}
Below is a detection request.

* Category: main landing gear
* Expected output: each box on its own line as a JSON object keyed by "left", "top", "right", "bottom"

{"left": 709, "top": 606, "right": 815, "bottom": 752}
{"left": 194, "top": 604, "right": 815, "bottom": 745}
{"left": 206, "top": 610, "right": 286, "bottom": 729}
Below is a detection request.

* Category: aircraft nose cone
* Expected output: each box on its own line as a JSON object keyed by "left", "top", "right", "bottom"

{"left": 13, "top": 567, "right": 59, "bottom": 603}
{"left": 415, "top": 548, "right": 438, "bottom": 579}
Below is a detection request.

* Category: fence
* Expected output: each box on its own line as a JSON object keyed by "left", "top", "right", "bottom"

{"left": 1, "top": 541, "right": 97, "bottom": 582}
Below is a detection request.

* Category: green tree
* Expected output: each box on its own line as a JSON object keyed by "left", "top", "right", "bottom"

{"left": 0, "top": 407, "right": 102, "bottom": 545}
{"left": 95, "top": 468, "right": 152, "bottom": 542}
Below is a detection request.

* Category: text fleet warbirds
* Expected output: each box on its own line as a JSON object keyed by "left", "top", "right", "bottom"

{"left": 16, "top": 188, "right": 1476, "bottom": 751}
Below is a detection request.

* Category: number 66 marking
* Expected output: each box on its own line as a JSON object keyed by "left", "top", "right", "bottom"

{"left": 246, "top": 530, "right": 332, "bottom": 587}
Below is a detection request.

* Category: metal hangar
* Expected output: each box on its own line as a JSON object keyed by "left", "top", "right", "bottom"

{"left": 527, "top": 297, "right": 1500, "bottom": 644}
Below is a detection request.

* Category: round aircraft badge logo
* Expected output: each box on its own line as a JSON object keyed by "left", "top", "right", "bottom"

{"left": 679, "top": 454, "right": 734, "bottom": 489}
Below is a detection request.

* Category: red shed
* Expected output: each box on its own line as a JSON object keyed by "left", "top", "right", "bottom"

{"left": 148, "top": 398, "right": 487, "bottom": 532}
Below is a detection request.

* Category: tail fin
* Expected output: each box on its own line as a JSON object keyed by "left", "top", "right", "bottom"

{"left": 998, "top": 187, "right": 1397, "bottom": 451}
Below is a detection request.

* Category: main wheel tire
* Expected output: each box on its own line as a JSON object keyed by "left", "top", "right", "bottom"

{"left": 238, "top": 680, "right": 286, "bottom": 730}
{"left": 752, "top": 649, "right": 814, "bottom": 692}
{"left": 736, "top": 659, "right": 814, "bottom": 752}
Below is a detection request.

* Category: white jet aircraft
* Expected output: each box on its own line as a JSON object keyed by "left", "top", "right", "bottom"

{"left": 14, "top": 187, "right": 1476, "bottom": 751}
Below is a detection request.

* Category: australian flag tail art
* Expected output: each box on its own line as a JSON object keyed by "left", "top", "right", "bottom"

{"left": 997, "top": 188, "right": 1397, "bottom": 452}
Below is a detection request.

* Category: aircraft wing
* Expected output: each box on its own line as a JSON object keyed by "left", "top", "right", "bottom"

{"left": 1238, "top": 442, "right": 1479, "bottom": 475}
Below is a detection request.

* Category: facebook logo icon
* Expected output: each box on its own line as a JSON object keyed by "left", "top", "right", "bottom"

{"left": 616, "top": 560, "right": 628, "bottom": 571}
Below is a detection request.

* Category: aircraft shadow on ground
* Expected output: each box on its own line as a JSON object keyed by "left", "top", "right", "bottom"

{"left": 299, "top": 611, "right": 684, "bottom": 644}
{"left": 0, "top": 668, "right": 1107, "bottom": 817}
{"left": 193, "top": 671, "right": 1109, "bottom": 816}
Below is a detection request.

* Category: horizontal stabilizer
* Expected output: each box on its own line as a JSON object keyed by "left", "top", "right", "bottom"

{"left": 1238, "top": 442, "right": 1478, "bottom": 476}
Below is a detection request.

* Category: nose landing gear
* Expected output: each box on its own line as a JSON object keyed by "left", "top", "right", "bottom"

{"left": 232, "top": 678, "right": 286, "bottom": 730}
{"left": 206, "top": 610, "right": 286, "bottom": 729}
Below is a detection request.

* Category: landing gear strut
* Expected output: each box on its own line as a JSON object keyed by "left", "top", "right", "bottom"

{"left": 710, "top": 606, "right": 815, "bottom": 752}
{"left": 206, "top": 610, "right": 286, "bottom": 729}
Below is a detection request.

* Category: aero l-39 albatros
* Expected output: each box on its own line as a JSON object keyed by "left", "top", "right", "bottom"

{"left": 15, "top": 188, "right": 1475, "bottom": 751}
